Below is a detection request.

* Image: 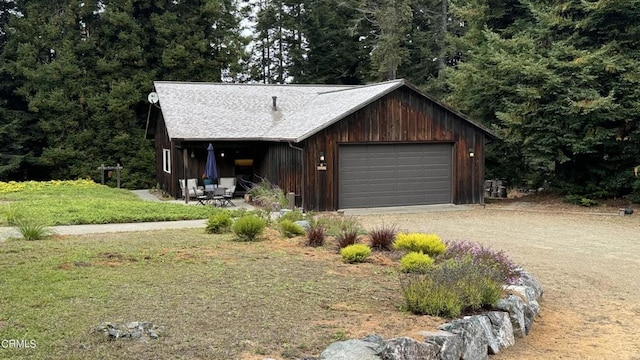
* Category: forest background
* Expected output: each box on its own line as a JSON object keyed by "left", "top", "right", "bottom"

{"left": 1, "top": 0, "right": 639, "bottom": 200}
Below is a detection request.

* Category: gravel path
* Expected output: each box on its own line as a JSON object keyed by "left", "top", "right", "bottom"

{"left": 356, "top": 205, "right": 640, "bottom": 360}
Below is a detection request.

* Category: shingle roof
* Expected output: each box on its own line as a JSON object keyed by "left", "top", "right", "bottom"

{"left": 154, "top": 80, "right": 404, "bottom": 142}
{"left": 153, "top": 79, "right": 496, "bottom": 142}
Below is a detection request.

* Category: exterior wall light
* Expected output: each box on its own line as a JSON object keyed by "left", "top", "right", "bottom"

{"left": 317, "top": 151, "right": 327, "bottom": 171}
{"left": 190, "top": 150, "right": 195, "bottom": 159}
{"left": 469, "top": 148, "right": 475, "bottom": 158}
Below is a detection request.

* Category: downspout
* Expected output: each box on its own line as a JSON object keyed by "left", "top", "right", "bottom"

{"left": 288, "top": 142, "right": 304, "bottom": 211}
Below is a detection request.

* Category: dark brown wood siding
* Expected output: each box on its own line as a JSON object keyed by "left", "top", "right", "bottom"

{"left": 255, "top": 143, "right": 303, "bottom": 207}
{"left": 153, "top": 114, "right": 177, "bottom": 196}
{"left": 302, "top": 87, "right": 488, "bottom": 211}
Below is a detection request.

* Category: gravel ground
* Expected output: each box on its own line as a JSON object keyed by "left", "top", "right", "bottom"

{"left": 356, "top": 203, "right": 640, "bottom": 360}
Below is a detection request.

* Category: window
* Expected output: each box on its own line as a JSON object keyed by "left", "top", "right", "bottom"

{"left": 162, "top": 149, "right": 171, "bottom": 173}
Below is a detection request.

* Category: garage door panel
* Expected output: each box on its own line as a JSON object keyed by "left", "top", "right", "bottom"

{"left": 339, "top": 144, "right": 452, "bottom": 208}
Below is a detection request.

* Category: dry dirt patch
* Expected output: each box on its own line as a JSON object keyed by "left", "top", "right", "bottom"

{"left": 356, "top": 202, "right": 640, "bottom": 360}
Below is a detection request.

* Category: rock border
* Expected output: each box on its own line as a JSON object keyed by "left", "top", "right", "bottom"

{"left": 316, "top": 269, "right": 543, "bottom": 360}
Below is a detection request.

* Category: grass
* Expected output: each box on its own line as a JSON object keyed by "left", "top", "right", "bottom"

{"left": 0, "top": 229, "right": 423, "bottom": 360}
{"left": 0, "top": 180, "right": 216, "bottom": 225}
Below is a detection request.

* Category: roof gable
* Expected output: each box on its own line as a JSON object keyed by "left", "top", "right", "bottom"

{"left": 152, "top": 79, "right": 494, "bottom": 142}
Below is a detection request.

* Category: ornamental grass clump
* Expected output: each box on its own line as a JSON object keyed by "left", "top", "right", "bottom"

{"left": 232, "top": 215, "right": 266, "bottom": 241}
{"left": 394, "top": 233, "right": 446, "bottom": 257}
{"left": 399, "top": 252, "right": 435, "bottom": 273}
{"left": 305, "top": 221, "right": 325, "bottom": 247}
{"left": 400, "top": 258, "right": 503, "bottom": 317}
{"left": 205, "top": 212, "right": 233, "bottom": 234}
{"left": 443, "top": 240, "right": 522, "bottom": 284}
{"left": 341, "top": 244, "right": 371, "bottom": 263}
{"left": 368, "top": 223, "right": 397, "bottom": 251}
{"left": 279, "top": 219, "right": 306, "bottom": 238}
{"left": 14, "top": 218, "right": 55, "bottom": 240}
{"left": 336, "top": 229, "right": 360, "bottom": 249}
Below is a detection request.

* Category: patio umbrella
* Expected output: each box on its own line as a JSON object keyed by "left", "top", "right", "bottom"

{"left": 204, "top": 143, "right": 218, "bottom": 181}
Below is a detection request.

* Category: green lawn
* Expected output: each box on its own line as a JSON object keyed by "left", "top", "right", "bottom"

{"left": 0, "top": 229, "right": 423, "bottom": 360}
{"left": 0, "top": 180, "right": 215, "bottom": 225}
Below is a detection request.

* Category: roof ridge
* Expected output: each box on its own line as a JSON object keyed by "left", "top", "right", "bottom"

{"left": 316, "top": 79, "right": 405, "bottom": 95}
{"left": 154, "top": 81, "right": 357, "bottom": 88}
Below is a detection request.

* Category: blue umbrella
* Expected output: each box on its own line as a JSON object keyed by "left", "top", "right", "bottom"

{"left": 204, "top": 143, "right": 218, "bottom": 181}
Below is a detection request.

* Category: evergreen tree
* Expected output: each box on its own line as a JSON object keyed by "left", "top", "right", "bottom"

{"left": 2, "top": 0, "right": 247, "bottom": 186}
{"left": 446, "top": 0, "right": 640, "bottom": 197}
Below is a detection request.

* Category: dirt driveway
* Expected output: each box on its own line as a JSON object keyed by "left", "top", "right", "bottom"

{"left": 355, "top": 203, "right": 640, "bottom": 360}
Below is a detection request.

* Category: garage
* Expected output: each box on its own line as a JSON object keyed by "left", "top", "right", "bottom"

{"left": 338, "top": 143, "right": 453, "bottom": 209}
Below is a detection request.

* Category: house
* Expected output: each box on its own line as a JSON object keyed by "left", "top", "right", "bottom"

{"left": 145, "top": 79, "right": 496, "bottom": 211}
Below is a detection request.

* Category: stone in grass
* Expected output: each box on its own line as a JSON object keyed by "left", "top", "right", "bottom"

{"left": 96, "top": 321, "right": 161, "bottom": 341}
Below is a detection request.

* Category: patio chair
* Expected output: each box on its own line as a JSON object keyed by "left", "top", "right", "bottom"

{"left": 178, "top": 178, "right": 204, "bottom": 200}
{"left": 218, "top": 177, "right": 236, "bottom": 197}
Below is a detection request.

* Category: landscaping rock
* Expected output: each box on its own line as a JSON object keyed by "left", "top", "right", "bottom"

{"left": 485, "top": 311, "right": 515, "bottom": 349}
{"left": 380, "top": 336, "right": 439, "bottom": 360}
{"left": 362, "top": 334, "right": 385, "bottom": 346}
{"left": 475, "top": 315, "right": 500, "bottom": 355}
{"left": 294, "top": 220, "right": 310, "bottom": 231}
{"left": 420, "top": 330, "right": 463, "bottom": 360}
{"left": 319, "top": 339, "right": 382, "bottom": 360}
{"left": 504, "top": 285, "right": 540, "bottom": 335}
{"left": 514, "top": 270, "right": 544, "bottom": 299}
{"left": 494, "top": 295, "right": 527, "bottom": 337}
{"left": 96, "top": 321, "right": 162, "bottom": 341}
{"left": 438, "top": 316, "right": 489, "bottom": 360}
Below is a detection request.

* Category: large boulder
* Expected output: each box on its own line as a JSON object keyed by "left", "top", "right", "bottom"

{"left": 420, "top": 330, "right": 463, "bottom": 360}
{"left": 513, "top": 270, "right": 544, "bottom": 299}
{"left": 485, "top": 311, "right": 515, "bottom": 349}
{"left": 438, "top": 316, "right": 490, "bottom": 360}
{"left": 320, "top": 338, "right": 382, "bottom": 360}
{"left": 380, "top": 337, "right": 439, "bottom": 360}
{"left": 494, "top": 295, "right": 527, "bottom": 337}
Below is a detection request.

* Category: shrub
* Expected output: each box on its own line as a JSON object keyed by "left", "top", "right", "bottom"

{"left": 305, "top": 221, "right": 325, "bottom": 247}
{"left": 400, "top": 258, "right": 503, "bottom": 317}
{"left": 394, "top": 233, "right": 446, "bottom": 257}
{"left": 205, "top": 212, "right": 233, "bottom": 234}
{"left": 399, "top": 252, "right": 434, "bottom": 273}
{"left": 563, "top": 194, "right": 599, "bottom": 207}
{"left": 232, "top": 215, "right": 266, "bottom": 241}
{"left": 277, "top": 209, "right": 305, "bottom": 223}
{"left": 279, "top": 219, "right": 306, "bottom": 238}
{"left": 341, "top": 244, "right": 371, "bottom": 263}
{"left": 443, "top": 240, "right": 522, "bottom": 284}
{"left": 368, "top": 223, "right": 397, "bottom": 250}
{"left": 14, "top": 218, "right": 55, "bottom": 240}
{"left": 401, "top": 275, "right": 463, "bottom": 317}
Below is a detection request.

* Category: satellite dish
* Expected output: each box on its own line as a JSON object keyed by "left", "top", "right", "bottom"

{"left": 147, "top": 92, "right": 159, "bottom": 104}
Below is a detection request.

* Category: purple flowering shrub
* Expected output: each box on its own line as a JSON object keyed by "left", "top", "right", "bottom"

{"left": 443, "top": 240, "right": 522, "bottom": 284}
